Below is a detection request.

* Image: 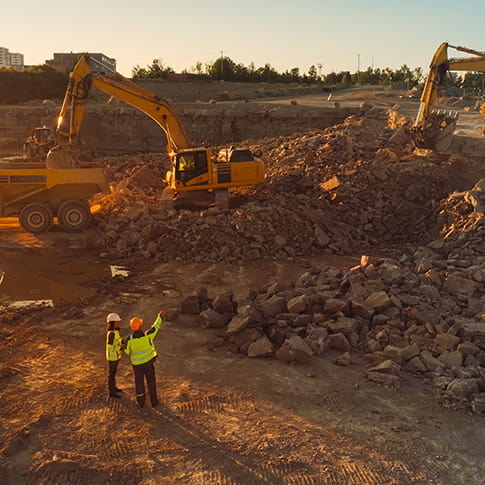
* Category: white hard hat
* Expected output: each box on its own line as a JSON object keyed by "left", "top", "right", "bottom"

{"left": 106, "top": 312, "right": 121, "bottom": 323}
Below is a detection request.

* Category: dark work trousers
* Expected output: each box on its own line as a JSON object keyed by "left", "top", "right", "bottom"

{"left": 133, "top": 358, "right": 159, "bottom": 408}
{"left": 108, "top": 360, "right": 120, "bottom": 394}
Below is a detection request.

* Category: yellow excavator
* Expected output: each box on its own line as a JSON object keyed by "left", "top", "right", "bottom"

{"left": 411, "top": 42, "right": 485, "bottom": 151}
{"left": 46, "top": 55, "right": 265, "bottom": 208}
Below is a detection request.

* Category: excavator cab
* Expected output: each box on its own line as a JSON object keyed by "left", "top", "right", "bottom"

{"left": 175, "top": 149, "right": 210, "bottom": 186}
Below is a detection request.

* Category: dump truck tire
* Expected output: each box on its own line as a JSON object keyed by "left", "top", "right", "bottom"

{"left": 19, "top": 202, "right": 53, "bottom": 233}
{"left": 57, "top": 200, "right": 91, "bottom": 232}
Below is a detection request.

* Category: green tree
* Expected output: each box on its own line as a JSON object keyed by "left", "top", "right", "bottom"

{"left": 191, "top": 61, "right": 204, "bottom": 75}
{"left": 340, "top": 71, "right": 352, "bottom": 86}
{"left": 0, "top": 65, "right": 68, "bottom": 103}
{"left": 210, "top": 56, "right": 236, "bottom": 81}
{"left": 132, "top": 59, "right": 174, "bottom": 79}
{"left": 324, "top": 71, "right": 340, "bottom": 85}
{"left": 307, "top": 65, "right": 318, "bottom": 82}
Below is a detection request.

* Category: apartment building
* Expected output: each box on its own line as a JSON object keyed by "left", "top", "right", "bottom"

{"left": 0, "top": 47, "right": 9, "bottom": 68}
{"left": 0, "top": 47, "right": 25, "bottom": 70}
{"left": 9, "top": 52, "right": 24, "bottom": 70}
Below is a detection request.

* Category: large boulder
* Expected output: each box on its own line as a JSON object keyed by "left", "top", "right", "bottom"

{"left": 248, "top": 336, "right": 274, "bottom": 358}
{"left": 276, "top": 336, "right": 314, "bottom": 364}
{"left": 197, "top": 309, "right": 225, "bottom": 328}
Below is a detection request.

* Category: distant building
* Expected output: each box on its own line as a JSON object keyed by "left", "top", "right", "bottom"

{"left": 46, "top": 52, "right": 116, "bottom": 75}
{"left": 0, "top": 47, "right": 24, "bottom": 70}
{"left": 0, "top": 47, "right": 8, "bottom": 68}
{"left": 9, "top": 52, "right": 24, "bottom": 70}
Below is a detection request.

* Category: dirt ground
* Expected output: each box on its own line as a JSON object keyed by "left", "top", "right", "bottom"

{"left": 0, "top": 221, "right": 484, "bottom": 485}
{"left": 1, "top": 88, "right": 485, "bottom": 484}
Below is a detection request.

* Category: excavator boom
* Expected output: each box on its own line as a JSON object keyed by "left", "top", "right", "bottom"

{"left": 52, "top": 55, "right": 190, "bottom": 162}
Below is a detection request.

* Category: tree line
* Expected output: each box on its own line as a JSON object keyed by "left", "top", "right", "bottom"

{"left": 132, "top": 56, "right": 428, "bottom": 88}
{"left": 1, "top": 56, "right": 485, "bottom": 104}
{"left": 132, "top": 56, "right": 485, "bottom": 94}
{"left": 0, "top": 65, "right": 68, "bottom": 104}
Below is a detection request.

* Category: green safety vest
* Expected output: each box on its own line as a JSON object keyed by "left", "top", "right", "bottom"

{"left": 106, "top": 329, "right": 122, "bottom": 361}
{"left": 125, "top": 316, "right": 162, "bottom": 366}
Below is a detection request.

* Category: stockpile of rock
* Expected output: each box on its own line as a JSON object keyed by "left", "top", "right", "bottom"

{"left": 179, "top": 226, "right": 484, "bottom": 410}
{"left": 436, "top": 178, "right": 485, "bottom": 255}
{"left": 249, "top": 116, "right": 464, "bottom": 247}
{"left": 92, "top": 115, "right": 483, "bottom": 262}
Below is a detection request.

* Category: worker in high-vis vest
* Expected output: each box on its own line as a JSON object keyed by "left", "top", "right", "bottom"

{"left": 124, "top": 311, "right": 164, "bottom": 408}
{"left": 106, "top": 312, "right": 124, "bottom": 399}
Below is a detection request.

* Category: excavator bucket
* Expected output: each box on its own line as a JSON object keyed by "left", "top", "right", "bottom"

{"left": 412, "top": 113, "right": 457, "bottom": 152}
{"left": 46, "top": 145, "right": 80, "bottom": 169}
{"left": 431, "top": 119, "right": 457, "bottom": 152}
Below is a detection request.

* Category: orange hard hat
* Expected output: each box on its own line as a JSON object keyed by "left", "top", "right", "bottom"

{"left": 130, "top": 317, "right": 143, "bottom": 331}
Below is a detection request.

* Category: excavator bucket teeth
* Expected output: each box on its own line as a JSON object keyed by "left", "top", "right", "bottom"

{"left": 432, "top": 120, "right": 457, "bottom": 152}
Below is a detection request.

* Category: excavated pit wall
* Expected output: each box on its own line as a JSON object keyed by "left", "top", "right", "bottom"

{"left": 0, "top": 103, "right": 370, "bottom": 155}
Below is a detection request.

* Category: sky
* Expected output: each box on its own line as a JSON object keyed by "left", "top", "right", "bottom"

{"left": 4, "top": 0, "right": 485, "bottom": 77}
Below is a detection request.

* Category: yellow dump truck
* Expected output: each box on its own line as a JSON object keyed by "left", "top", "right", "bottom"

{"left": 0, "top": 163, "right": 109, "bottom": 233}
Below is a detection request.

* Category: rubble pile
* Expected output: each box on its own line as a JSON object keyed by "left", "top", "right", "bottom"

{"left": 92, "top": 115, "right": 483, "bottom": 263}
{"left": 180, "top": 228, "right": 484, "bottom": 411}
{"left": 436, "top": 177, "right": 485, "bottom": 256}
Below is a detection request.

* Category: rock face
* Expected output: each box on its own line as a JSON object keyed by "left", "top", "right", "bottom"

{"left": 0, "top": 103, "right": 360, "bottom": 155}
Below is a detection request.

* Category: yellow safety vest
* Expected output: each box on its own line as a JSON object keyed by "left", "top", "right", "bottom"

{"left": 106, "top": 329, "right": 122, "bottom": 361}
{"left": 125, "top": 316, "right": 162, "bottom": 366}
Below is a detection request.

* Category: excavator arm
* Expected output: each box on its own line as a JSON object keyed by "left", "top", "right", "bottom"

{"left": 412, "top": 43, "right": 485, "bottom": 151}
{"left": 48, "top": 55, "right": 190, "bottom": 167}
{"left": 47, "top": 55, "right": 265, "bottom": 207}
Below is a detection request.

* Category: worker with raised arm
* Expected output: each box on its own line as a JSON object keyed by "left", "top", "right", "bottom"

{"left": 105, "top": 312, "right": 124, "bottom": 399}
{"left": 124, "top": 311, "right": 164, "bottom": 408}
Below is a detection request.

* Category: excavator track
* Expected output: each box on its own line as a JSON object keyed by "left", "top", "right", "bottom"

{"left": 214, "top": 188, "right": 229, "bottom": 209}
{"left": 160, "top": 187, "right": 175, "bottom": 209}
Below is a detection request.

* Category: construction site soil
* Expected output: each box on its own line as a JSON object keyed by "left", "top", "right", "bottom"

{"left": 1, "top": 87, "right": 485, "bottom": 484}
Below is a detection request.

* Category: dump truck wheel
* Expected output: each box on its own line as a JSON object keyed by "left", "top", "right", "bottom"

{"left": 19, "top": 203, "right": 53, "bottom": 233}
{"left": 57, "top": 200, "right": 91, "bottom": 232}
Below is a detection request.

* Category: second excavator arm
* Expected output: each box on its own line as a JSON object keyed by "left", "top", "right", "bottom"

{"left": 49, "top": 55, "right": 190, "bottom": 167}
{"left": 412, "top": 43, "right": 485, "bottom": 151}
